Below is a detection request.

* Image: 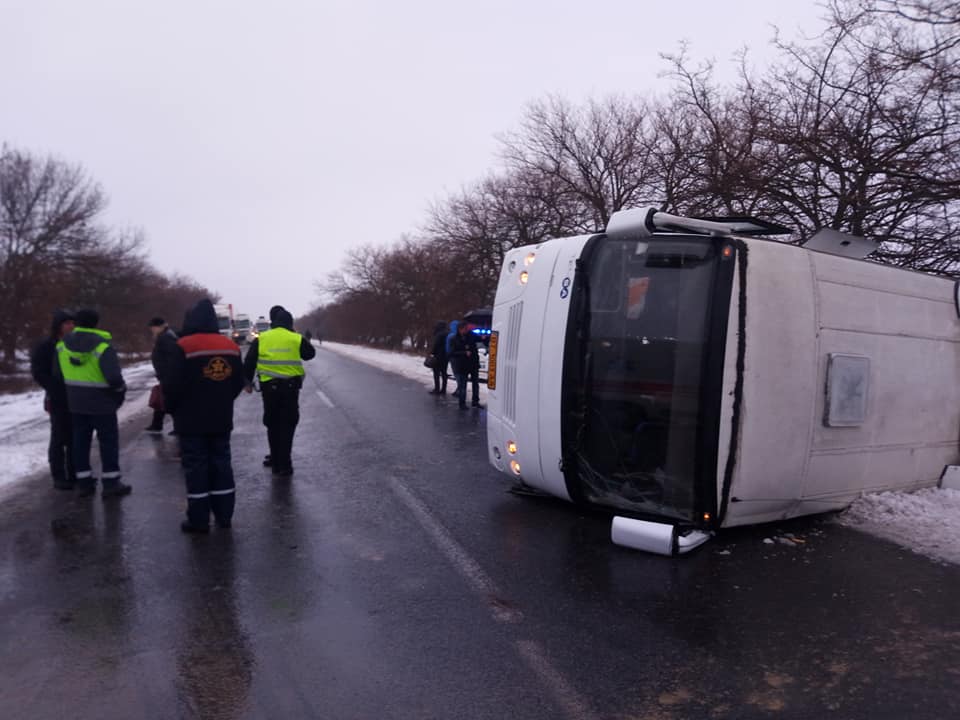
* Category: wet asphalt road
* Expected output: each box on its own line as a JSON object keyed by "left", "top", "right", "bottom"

{"left": 2, "top": 347, "right": 960, "bottom": 720}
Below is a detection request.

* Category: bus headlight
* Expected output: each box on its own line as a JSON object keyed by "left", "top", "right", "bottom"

{"left": 524, "top": 252, "right": 536, "bottom": 266}
{"left": 509, "top": 460, "right": 521, "bottom": 476}
{"left": 519, "top": 271, "right": 529, "bottom": 285}
{"left": 507, "top": 441, "right": 517, "bottom": 455}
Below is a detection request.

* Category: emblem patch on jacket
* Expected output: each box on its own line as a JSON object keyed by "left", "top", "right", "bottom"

{"left": 203, "top": 357, "right": 232, "bottom": 381}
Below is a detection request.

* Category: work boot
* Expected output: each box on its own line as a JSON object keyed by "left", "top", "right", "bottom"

{"left": 101, "top": 478, "right": 132, "bottom": 499}
{"left": 53, "top": 478, "right": 75, "bottom": 491}
{"left": 180, "top": 521, "right": 209, "bottom": 534}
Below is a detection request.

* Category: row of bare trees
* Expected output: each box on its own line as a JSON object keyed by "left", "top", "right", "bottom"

{"left": 0, "top": 146, "right": 216, "bottom": 372}
{"left": 314, "top": 0, "right": 959, "bottom": 348}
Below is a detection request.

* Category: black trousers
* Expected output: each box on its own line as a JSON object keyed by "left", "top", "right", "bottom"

{"left": 432, "top": 359, "right": 448, "bottom": 392}
{"left": 261, "top": 380, "right": 301, "bottom": 472}
{"left": 180, "top": 433, "right": 235, "bottom": 527}
{"left": 48, "top": 406, "right": 74, "bottom": 484}
{"left": 72, "top": 413, "right": 120, "bottom": 486}
{"left": 467, "top": 368, "right": 480, "bottom": 404}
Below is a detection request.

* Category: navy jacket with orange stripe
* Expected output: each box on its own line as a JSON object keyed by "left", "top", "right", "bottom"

{"left": 161, "top": 300, "right": 246, "bottom": 435}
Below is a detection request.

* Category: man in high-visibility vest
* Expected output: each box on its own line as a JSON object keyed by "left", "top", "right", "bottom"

{"left": 243, "top": 305, "right": 315, "bottom": 477}
{"left": 54, "top": 308, "right": 131, "bottom": 498}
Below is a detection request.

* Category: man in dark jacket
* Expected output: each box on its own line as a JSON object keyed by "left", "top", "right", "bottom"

{"left": 162, "top": 299, "right": 246, "bottom": 533}
{"left": 30, "top": 309, "right": 76, "bottom": 489}
{"left": 448, "top": 320, "right": 478, "bottom": 410}
{"left": 54, "top": 308, "right": 130, "bottom": 498}
{"left": 243, "top": 305, "right": 316, "bottom": 477}
{"left": 145, "top": 316, "right": 179, "bottom": 433}
{"left": 429, "top": 321, "right": 448, "bottom": 395}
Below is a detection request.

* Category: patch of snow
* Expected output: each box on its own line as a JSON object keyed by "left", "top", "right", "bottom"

{"left": 321, "top": 341, "right": 488, "bottom": 402}
{"left": 0, "top": 361, "right": 155, "bottom": 491}
{"left": 838, "top": 487, "right": 960, "bottom": 565}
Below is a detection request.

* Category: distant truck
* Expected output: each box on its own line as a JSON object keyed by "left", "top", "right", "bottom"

{"left": 250, "top": 316, "right": 270, "bottom": 340}
{"left": 213, "top": 303, "right": 233, "bottom": 338}
{"left": 232, "top": 313, "right": 251, "bottom": 344}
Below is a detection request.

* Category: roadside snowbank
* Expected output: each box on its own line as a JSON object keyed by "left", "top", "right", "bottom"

{"left": 321, "top": 341, "right": 488, "bottom": 402}
{"left": 0, "top": 361, "right": 155, "bottom": 490}
{"left": 838, "top": 487, "right": 960, "bottom": 565}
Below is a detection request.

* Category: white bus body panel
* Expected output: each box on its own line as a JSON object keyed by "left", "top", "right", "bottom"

{"left": 723, "top": 239, "right": 960, "bottom": 527}
{"left": 487, "top": 235, "right": 593, "bottom": 500}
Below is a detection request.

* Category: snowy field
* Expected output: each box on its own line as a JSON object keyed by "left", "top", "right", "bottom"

{"left": 0, "top": 361, "right": 155, "bottom": 491}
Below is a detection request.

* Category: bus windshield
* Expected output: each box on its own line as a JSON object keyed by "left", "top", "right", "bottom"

{"left": 573, "top": 236, "right": 718, "bottom": 522}
{"left": 218, "top": 317, "right": 231, "bottom": 331}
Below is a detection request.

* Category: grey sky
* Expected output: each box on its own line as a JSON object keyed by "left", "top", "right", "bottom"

{"left": 2, "top": 0, "right": 825, "bottom": 318}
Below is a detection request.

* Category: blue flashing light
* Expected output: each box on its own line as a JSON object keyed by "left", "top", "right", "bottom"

{"left": 470, "top": 328, "right": 492, "bottom": 336}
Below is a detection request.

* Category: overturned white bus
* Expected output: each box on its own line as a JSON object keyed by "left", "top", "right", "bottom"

{"left": 486, "top": 207, "right": 960, "bottom": 555}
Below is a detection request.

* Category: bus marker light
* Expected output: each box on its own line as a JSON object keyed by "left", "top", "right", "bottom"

{"left": 510, "top": 460, "right": 521, "bottom": 476}
{"left": 519, "top": 271, "right": 529, "bottom": 284}
{"left": 487, "top": 331, "right": 498, "bottom": 390}
{"left": 524, "top": 253, "right": 536, "bottom": 266}
{"left": 507, "top": 441, "right": 517, "bottom": 455}
{"left": 722, "top": 245, "right": 734, "bottom": 258}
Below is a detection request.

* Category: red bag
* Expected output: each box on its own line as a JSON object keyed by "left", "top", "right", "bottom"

{"left": 148, "top": 384, "right": 165, "bottom": 411}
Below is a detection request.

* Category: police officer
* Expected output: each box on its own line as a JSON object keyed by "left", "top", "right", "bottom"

{"left": 163, "top": 299, "right": 246, "bottom": 533}
{"left": 54, "top": 308, "right": 131, "bottom": 498}
{"left": 243, "top": 305, "right": 315, "bottom": 477}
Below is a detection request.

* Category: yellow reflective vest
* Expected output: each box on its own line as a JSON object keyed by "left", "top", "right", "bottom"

{"left": 56, "top": 328, "right": 111, "bottom": 388}
{"left": 256, "top": 327, "right": 305, "bottom": 383}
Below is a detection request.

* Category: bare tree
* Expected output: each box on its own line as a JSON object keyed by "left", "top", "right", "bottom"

{"left": 0, "top": 147, "right": 105, "bottom": 366}
{"left": 499, "top": 96, "right": 660, "bottom": 230}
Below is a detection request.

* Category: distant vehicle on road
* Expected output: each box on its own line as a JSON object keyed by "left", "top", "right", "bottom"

{"left": 232, "top": 314, "right": 252, "bottom": 344}
{"left": 463, "top": 308, "right": 492, "bottom": 383}
{"left": 486, "top": 206, "right": 960, "bottom": 556}
{"left": 249, "top": 316, "right": 270, "bottom": 340}
{"left": 214, "top": 303, "right": 233, "bottom": 339}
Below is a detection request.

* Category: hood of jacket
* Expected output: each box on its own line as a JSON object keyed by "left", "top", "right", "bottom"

{"left": 50, "top": 310, "right": 74, "bottom": 339}
{"left": 62, "top": 327, "right": 112, "bottom": 353}
{"left": 271, "top": 308, "right": 294, "bottom": 331}
{"left": 181, "top": 299, "right": 219, "bottom": 335}
{"left": 444, "top": 321, "right": 460, "bottom": 354}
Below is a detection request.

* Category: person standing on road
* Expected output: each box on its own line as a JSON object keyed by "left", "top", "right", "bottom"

{"left": 448, "top": 320, "right": 476, "bottom": 410}
{"left": 243, "top": 305, "right": 315, "bottom": 477}
{"left": 54, "top": 308, "right": 131, "bottom": 499}
{"left": 429, "top": 321, "right": 448, "bottom": 395}
{"left": 162, "top": 299, "right": 246, "bottom": 534}
{"left": 145, "top": 316, "right": 178, "bottom": 434}
{"left": 464, "top": 324, "right": 481, "bottom": 408}
{"left": 30, "top": 309, "right": 77, "bottom": 490}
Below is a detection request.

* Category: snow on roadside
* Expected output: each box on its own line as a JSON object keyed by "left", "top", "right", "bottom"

{"left": 0, "top": 361, "right": 156, "bottom": 490}
{"left": 838, "top": 487, "right": 960, "bottom": 565}
{"left": 321, "top": 341, "right": 489, "bottom": 402}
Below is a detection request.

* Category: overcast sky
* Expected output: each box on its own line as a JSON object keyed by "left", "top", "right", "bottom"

{"left": 2, "top": 0, "right": 826, "bottom": 318}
